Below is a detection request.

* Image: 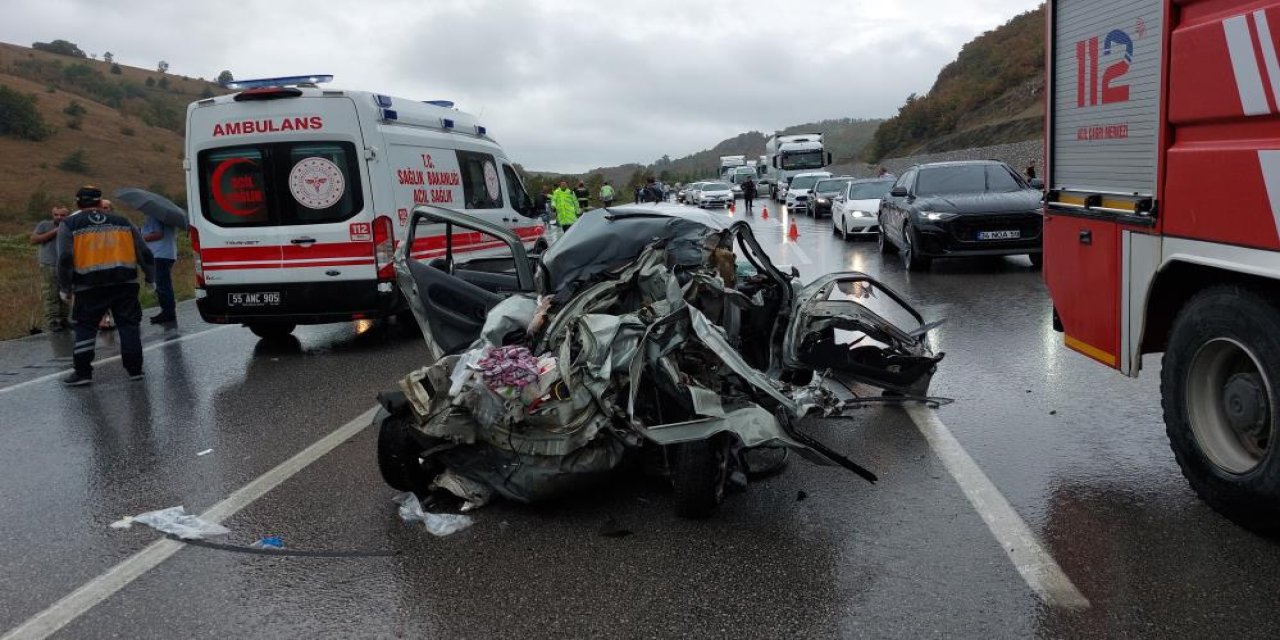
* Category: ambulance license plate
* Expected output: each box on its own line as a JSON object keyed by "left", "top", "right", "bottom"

{"left": 977, "top": 230, "right": 1020, "bottom": 240}
{"left": 228, "top": 292, "right": 282, "bottom": 307}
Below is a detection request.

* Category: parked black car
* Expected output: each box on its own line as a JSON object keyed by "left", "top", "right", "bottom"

{"left": 808, "top": 176, "right": 854, "bottom": 218}
{"left": 877, "top": 160, "right": 1044, "bottom": 271}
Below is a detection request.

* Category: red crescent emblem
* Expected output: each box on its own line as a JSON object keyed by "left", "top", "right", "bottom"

{"left": 211, "top": 157, "right": 264, "bottom": 217}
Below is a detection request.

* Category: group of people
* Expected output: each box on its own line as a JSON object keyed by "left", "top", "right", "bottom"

{"left": 536, "top": 177, "right": 664, "bottom": 231}
{"left": 28, "top": 186, "right": 180, "bottom": 386}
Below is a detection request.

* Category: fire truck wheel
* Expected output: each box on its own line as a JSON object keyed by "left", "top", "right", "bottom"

{"left": 1162, "top": 286, "right": 1280, "bottom": 535}
{"left": 247, "top": 322, "right": 295, "bottom": 340}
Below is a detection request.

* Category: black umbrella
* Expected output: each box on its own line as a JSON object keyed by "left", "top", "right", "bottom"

{"left": 113, "top": 187, "right": 188, "bottom": 229}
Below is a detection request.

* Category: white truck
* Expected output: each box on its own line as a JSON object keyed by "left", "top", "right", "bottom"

{"left": 766, "top": 133, "right": 831, "bottom": 202}
{"left": 718, "top": 155, "right": 747, "bottom": 180}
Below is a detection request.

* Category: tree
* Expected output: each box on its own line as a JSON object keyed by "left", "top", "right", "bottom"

{"left": 157, "top": 77, "right": 170, "bottom": 90}
{"left": 216, "top": 70, "right": 234, "bottom": 85}
{"left": 102, "top": 51, "right": 113, "bottom": 63}
{"left": 0, "top": 85, "right": 52, "bottom": 141}
{"left": 58, "top": 149, "right": 90, "bottom": 174}
{"left": 157, "top": 60, "right": 169, "bottom": 74}
{"left": 145, "top": 76, "right": 155, "bottom": 87}
{"left": 32, "top": 39, "right": 86, "bottom": 57}
{"left": 110, "top": 63, "right": 122, "bottom": 75}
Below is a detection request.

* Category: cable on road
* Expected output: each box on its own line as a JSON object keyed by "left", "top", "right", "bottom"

{"left": 166, "top": 535, "right": 400, "bottom": 558}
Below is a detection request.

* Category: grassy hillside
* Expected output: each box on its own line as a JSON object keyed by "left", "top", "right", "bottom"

{"left": 0, "top": 41, "right": 222, "bottom": 338}
{"left": 868, "top": 5, "right": 1045, "bottom": 160}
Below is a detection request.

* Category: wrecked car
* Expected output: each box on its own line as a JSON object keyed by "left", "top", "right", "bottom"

{"left": 375, "top": 203, "right": 944, "bottom": 518}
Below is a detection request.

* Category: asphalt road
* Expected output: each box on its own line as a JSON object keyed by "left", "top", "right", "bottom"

{"left": 0, "top": 201, "right": 1276, "bottom": 639}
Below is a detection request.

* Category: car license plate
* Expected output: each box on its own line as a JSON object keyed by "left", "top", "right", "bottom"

{"left": 977, "top": 230, "right": 1020, "bottom": 240}
{"left": 228, "top": 292, "right": 281, "bottom": 307}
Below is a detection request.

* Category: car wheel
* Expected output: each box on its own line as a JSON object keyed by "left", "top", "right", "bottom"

{"left": 901, "top": 224, "right": 932, "bottom": 272}
{"left": 832, "top": 217, "right": 841, "bottom": 237}
{"left": 375, "top": 408, "right": 430, "bottom": 492}
{"left": 1028, "top": 253, "right": 1043, "bottom": 270}
{"left": 841, "top": 219, "right": 851, "bottom": 242}
{"left": 671, "top": 436, "right": 731, "bottom": 519}
{"left": 1162, "top": 286, "right": 1280, "bottom": 535}
{"left": 878, "top": 217, "right": 897, "bottom": 255}
{"left": 247, "top": 322, "right": 296, "bottom": 340}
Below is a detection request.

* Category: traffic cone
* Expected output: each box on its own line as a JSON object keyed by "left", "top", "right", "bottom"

{"left": 788, "top": 218, "right": 800, "bottom": 240}
{"left": 761, "top": 206, "right": 769, "bottom": 220}
{"left": 729, "top": 202, "right": 736, "bottom": 214}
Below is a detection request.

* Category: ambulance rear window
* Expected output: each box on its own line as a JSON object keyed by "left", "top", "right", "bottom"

{"left": 198, "top": 141, "right": 364, "bottom": 227}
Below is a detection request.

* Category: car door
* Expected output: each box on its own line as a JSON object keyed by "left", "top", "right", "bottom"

{"left": 882, "top": 169, "right": 916, "bottom": 248}
{"left": 396, "top": 206, "right": 536, "bottom": 362}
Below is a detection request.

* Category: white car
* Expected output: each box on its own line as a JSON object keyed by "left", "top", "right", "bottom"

{"left": 693, "top": 181, "right": 733, "bottom": 209}
{"left": 680, "top": 181, "right": 707, "bottom": 204}
{"left": 783, "top": 171, "right": 833, "bottom": 214}
{"left": 832, "top": 178, "right": 896, "bottom": 240}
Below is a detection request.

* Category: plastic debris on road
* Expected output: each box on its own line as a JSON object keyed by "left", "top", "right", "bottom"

{"left": 196, "top": 448, "right": 214, "bottom": 457}
{"left": 109, "top": 506, "right": 231, "bottom": 540}
{"left": 393, "top": 492, "right": 474, "bottom": 537}
{"left": 251, "top": 536, "right": 286, "bottom": 549}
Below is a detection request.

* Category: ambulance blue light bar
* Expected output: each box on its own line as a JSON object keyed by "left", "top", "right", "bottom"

{"left": 424, "top": 100, "right": 455, "bottom": 108}
{"left": 476, "top": 125, "right": 487, "bottom": 135}
{"left": 224, "top": 75, "right": 334, "bottom": 90}
{"left": 442, "top": 118, "right": 455, "bottom": 129}
{"left": 375, "top": 94, "right": 393, "bottom": 108}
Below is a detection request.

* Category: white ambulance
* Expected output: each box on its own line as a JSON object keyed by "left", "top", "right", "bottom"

{"left": 184, "top": 75, "right": 544, "bottom": 339}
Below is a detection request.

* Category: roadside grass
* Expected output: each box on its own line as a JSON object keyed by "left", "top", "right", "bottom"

{"left": 0, "top": 229, "right": 194, "bottom": 340}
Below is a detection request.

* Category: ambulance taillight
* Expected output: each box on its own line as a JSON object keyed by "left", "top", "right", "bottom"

{"left": 373, "top": 215, "right": 395, "bottom": 281}
{"left": 190, "top": 226, "right": 204, "bottom": 287}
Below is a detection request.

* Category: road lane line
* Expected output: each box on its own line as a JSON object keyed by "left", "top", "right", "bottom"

{"left": 0, "top": 325, "right": 236, "bottom": 396}
{"left": 905, "top": 405, "right": 1091, "bottom": 610}
{"left": 0, "top": 406, "right": 380, "bottom": 640}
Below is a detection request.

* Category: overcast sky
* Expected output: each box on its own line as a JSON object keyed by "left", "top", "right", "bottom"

{"left": 4, "top": 0, "right": 1040, "bottom": 173}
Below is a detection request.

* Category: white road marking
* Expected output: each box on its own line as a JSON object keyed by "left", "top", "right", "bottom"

{"left": 0, "top": 406, "right": 379, "bottom": 640}
{"left": 0, "top": 324, "right": 236, "bottom": 396}
{"left": 786, "top": 244, "right": 813, "bottom": 265}
{"left": 905, "top": 404, "right": 1091, "bottom": 610}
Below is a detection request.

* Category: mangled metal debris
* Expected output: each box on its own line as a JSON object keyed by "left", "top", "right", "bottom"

{"left": 376, "top": 204, "right": 946, "bottom": 518}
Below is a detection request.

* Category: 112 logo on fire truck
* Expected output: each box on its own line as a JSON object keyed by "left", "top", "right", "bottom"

{"left": 1076, "top": 28, "right": 1135, "bottom": 108}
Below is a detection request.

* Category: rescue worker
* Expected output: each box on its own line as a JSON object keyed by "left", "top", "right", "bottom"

{"left": 573, "top": 181, "right": 590, "bottom": 212}
{"left": 599, "top": 181, "right": 615, "bottom": 208}
{"left": 57, "top": 186, "right": 155, "bottom": 386}
{"left": 551, "top": 181, "right": 579, "bottom": 230}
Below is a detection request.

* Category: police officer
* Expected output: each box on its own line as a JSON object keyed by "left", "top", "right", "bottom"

{"left": 57, "top": 186, "right": 155, "bottom": 386}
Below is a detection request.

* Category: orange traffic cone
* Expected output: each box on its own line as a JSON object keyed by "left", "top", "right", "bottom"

{"left": 761, "top": 206, "right": 769, "bottom": 220}
{"left": 729, "top": 202, "right": 736, "bottom": 214}
{"left": 788, "top": 218, "right": 800, "bottom": 240}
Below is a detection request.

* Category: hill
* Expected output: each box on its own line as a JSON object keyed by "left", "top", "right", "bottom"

{"left": 0, "top": 41, "right": 227, "bottom": 233}
{"left": 868, "top": 5, "right": 1045, "bottom": 160}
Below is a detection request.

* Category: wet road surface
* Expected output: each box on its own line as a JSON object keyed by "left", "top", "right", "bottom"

{"left": 0, "top": 201, "right": 1276, "bottom": 639}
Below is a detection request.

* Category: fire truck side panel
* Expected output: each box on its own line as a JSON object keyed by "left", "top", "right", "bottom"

{"left": 1045, "top": 214, "right": 1123, "bottom": 366}
{"left": 1163, "top": 3, "right": 1280, "bottom": 250}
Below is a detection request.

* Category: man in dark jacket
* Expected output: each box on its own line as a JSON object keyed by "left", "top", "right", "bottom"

{"left": 57, "top": 186, "right": 155, "bottom": 386}
{"left": 573, "top": 181, "right": 590, "bottom": 212}
{"left": 641, "top": 177, "right": 664, "bottom": 203}
{"left": 741, "top": 177, "right": 757, "bottom": 211}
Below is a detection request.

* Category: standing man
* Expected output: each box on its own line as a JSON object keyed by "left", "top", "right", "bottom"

{"left": 875, "top": 166, "right": 895, "bottom": 179}
{"left": 573, "top": 181, "right": 590, "bottom": 212}
{"left": 57, "top": 186, "right": 155, "bottom": 386}
{"left": 29, "top": 205, "right": 71, "bottom": 332}
{"left": 141, "top": 211, "right": 178, "bottom": 324}
{"left": 1024, "top": 161, "right": 1037, "bottom": 181}
{"left": 599, "top": 181, "right": 615, "bottom": 208}
{"left": 641, "top": 177, "right": 664, "bottom": 203}
{"left": 551, "top": 181, "right": 580, "bottom": 231}
{"left": 741, "top": 176, "right": 757, "bottom": 212}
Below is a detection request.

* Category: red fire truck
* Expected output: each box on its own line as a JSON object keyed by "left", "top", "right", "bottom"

{"left": 1045, "top": 0, "right": 1279, "bottom": 534}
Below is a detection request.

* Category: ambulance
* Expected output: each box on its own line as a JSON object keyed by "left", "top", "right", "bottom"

{"left": 184, "top": 75, "right": 544, "bottom": 339}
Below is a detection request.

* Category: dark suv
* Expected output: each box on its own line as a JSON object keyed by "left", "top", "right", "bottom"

{"left": 877, "top": 160, "right": 1044, "bottom": 271}
{"left": 809, "top": 177, "right": 854, "bottom": 218}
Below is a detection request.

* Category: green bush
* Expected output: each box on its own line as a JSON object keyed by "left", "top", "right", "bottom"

{"left": 0, "top": 84, "right": 52, "bottom": 141}
{"left": 110, "top": 63, "right": 122, "bottom": 75}
{"left": 120, "top": 125, "right": 135, "bottom": 136}
{"left": 32, "top": 40, "right": 86, "bottom": 58}
{"left": 66, "top": 117, "right": 82, "bottom": 130}
{"left": 58, "top": 148, "right": 89, "bottom": 174}
{"left": 25, "top": 187, "right": 59, "bottom": 221}
{"left": 63, "top": 99, "right": 86, "bottom": 116}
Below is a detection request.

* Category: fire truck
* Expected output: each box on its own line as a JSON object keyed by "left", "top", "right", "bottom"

{"left": 1045, "top": 0, "right": 1279, "bottom": 534}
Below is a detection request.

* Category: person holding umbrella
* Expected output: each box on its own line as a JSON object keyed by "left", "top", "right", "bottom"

{"left": 116, "top": 188, "right": 188, "bottom": 325}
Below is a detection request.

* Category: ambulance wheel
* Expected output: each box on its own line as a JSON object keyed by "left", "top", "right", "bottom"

{"left": 376, "top": 408, "right": 429, "bottom": 493}
{"left": 1162, "top": 286, "right": 1280, "bottom": 535}
{"left": 671, "top": 436, "right": 730, "bottom": 519}
{"left": 1028, "top": 253, "right": 1043, "bottom": 270}
{"left": 247, "top": 322, "right": 295, "bottom": 340}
